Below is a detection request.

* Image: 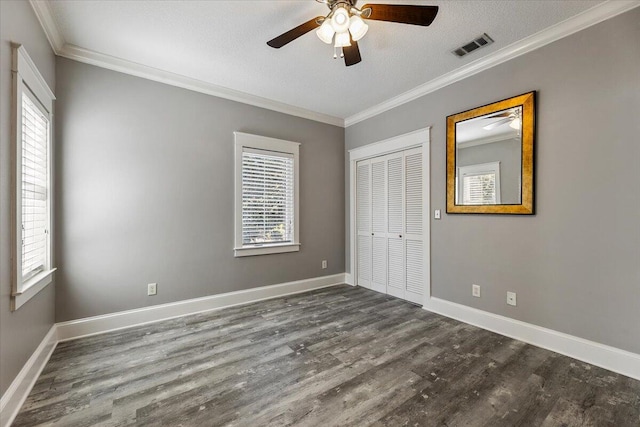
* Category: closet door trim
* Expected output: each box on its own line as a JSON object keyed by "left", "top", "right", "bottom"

{"left": 348, "top": 127, "right": 431, "bottom": 306}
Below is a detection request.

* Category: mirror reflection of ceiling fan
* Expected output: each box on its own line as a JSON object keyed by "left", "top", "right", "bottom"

{"left": 267, "top": 0, "right": 439, "bottom": 66}
{"left": 482, "top": 109, "right": 521, "bottom": 131}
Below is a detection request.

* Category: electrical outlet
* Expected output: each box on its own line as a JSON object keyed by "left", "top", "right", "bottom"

{"left": 321, "top": 260, "right": 327, "bottom": 269}
{"left": 148, "top": 283, "right": 157, "bottom": 296}
{"left": 472, "top": 284, "right": 481, "bottom": 298}
{"left": 507, "top": 291, "right": 517, "bottom": 306}
{"left": 434, "top": 209, "right": 441, "bottom": 220}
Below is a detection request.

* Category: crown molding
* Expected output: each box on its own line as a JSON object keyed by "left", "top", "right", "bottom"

{"left": 344, "top": 0, "right": 640, "bottom": 127}
{"left": 56, "top": 44, "right": 345, "bottom": 126}
{"left": 30, "top": 0, "right": 638, "bottom": 129}
{"left": 28, "top": 2, "right": 344, "bottom": 128}
{"left": 29, "top": 0, "right": 64, "bottom": 53}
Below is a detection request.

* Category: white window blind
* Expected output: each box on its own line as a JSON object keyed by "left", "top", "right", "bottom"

{"left": 241, "top": 148, "right": 294, "bottom": 245}
{"left": 11, "top": 44, "right": 56, "bottom": 310}
{"left": 457, "top": 162, "right": 501, "bottom": 205}
{"left": 462, "top": 173, "right": 497, "bottom": 205}
{"left": 21, "top": 93, "right": 49, "bottom": 280}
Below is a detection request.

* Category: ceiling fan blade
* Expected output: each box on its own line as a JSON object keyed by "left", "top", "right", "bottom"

{"left": 267, "top": 17, "right": 323, "bottom": 48}
{"left": 361, "top": 4, "right": 438, "bottom": 26}
{"left": 482, "top": 112, "right": 512, "bottom": 119}
{"left": 483, "top": 117, "right": 512, "bottom": 130}
{"left": 343, "top": 38, "right": 361, "bottom": 67}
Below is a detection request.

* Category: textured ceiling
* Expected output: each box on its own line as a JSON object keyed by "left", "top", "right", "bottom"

{"left": 48, "top": 0, "right": 603, "bottom": 120}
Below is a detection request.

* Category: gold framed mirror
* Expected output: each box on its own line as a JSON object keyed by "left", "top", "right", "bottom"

{"left": 446, "top": 91, "right": 535, "bottom": 214}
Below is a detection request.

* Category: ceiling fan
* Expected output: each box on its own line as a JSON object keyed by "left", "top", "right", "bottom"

{"left": 482, "top": 108, "right": 522, "bottom": 131}
{"left": 266, "top": 0, "right": 439, "bottom": 67}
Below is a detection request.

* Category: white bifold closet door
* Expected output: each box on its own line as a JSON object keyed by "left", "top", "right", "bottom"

{"left": 355, "top": 147, "right": 424, "bottom": 304}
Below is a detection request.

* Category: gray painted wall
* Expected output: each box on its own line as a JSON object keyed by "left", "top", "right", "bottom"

{"left": 346, "top": 9, "right": 640, "bottom": 354}
{"left": 54, "top": 58, "right": 345, "bottom": 322}
{"left": 0, "top": 1, "right": 56, "bottom": 396}
{"left": 457, "top": 138, "right": 521, "bottom": 204}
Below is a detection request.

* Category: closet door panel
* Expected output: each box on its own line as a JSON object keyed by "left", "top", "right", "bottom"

{"left": 404, "top": 148, "right": 424, "bottom": 304}
{"left": 370, "top": 158, "right": 388, "bottom": 293}
{"left": 356, "top": 160, "right": 371, "bottom": 288}
{"left": 386, "top": 153, "right": 405, "bottom": 298}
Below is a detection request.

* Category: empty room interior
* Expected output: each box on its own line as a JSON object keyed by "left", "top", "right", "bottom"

{"left": 1, "top": 0, "right": 639, "bottom": 426}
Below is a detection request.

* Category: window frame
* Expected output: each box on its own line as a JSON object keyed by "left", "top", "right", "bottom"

{"left": 233, "top": 132, "right": 300, "bottom": 257}
{"left": 11, "top": 44, "right": 56, "bottom": 310}
{"left": 456, "top": 161, "right": 502, "bottom": 205}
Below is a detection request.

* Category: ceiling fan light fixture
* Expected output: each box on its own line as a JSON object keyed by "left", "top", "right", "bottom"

{"left": 334, "top": 31, "right": 351, "bottom": 48}
{"left": 509, "top": 118, "right": 521, "bottom": 130}
{"left": 331, "top": 7, "right": 350, "bottom": 33}
{"left": 316, "top": 19, "right": 335, "bottom": 44}
{"left": 348, "top": 15, "right": 368, "bottom": 41}
{"left": 266, "top": 2, "right": 439, "bottom": 67}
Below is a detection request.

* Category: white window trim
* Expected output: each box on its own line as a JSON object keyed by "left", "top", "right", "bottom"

{"left": 456, "top": 161, "right": 502, "bottom": 205}
{"left": 11, "top": 44, "right": 56, "bottom": 310}
{"left": 233, "top": 132, "right": 300, "bottom": 257}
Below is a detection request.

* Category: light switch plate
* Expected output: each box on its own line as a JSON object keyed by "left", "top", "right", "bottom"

{"left": 434, "top": 209, "right": 441, "bottom": 220}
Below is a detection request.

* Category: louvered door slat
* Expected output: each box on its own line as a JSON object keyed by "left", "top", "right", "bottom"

{"left": 356, "top": 160, "right": 372, "bottom": 288}
{"left": 406, "top": 240, "right": 424, "bottom": 295}
{"left": 386, "top": 152, "right": 405, "bottom": 299}
{"left": 387, "top": 155, "right": 403, "bottom": 234}
{"left": 370, "top": 158, "right": 387, "bottom": 292}
{"left": 357, "top": 235, "right": 371, "bottom": 282}
{"left": 387, "top": 238, "right": 404, "bottom": 291}
{"left": 405, "top": 152, "right": 423, "bottom": 235}
{"left": 371, "top": 159, "right": 386, "bottom": 233}
{"left": 356, "top": 162, "right": 370, "bottom": 233}
{"left": 372, "top": 237, "right": 387, "bottom": 293}
{"left": 404, "top": 148, "right": 424, "bottom": 304}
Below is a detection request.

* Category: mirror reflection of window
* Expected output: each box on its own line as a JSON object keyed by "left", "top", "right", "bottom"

{"left": 455, "top": 106, "right": 522, "bottom": 206}
{"left": 456, "top": 162, "right": 501, "bottom": 205}
{"left": 446, "top": 91, "right": 535, "bottom": 214}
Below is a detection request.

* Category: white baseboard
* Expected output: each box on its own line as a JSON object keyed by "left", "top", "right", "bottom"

{"left": 344, "top": 273, "right": 354, "bottom": 286}
{"left": 4, "top": 276, "right": 636, "bottom": 427}
{"left": 2, "top": 274, "right": 346, "bottom": 426}
{"left": 0, "top": 326, "right": 57, "bottom": 427}
{"left": 56, "top": 273, "right": 346, "bottom": 342}
{"left": 423, "top": 296, "right": 640, "bottom": 381}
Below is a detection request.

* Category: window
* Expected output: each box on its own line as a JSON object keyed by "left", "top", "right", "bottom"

{"left": 456, "top": 162, "right": 501, "bottom": 205}
{"left": 11, "top": 45, "right": 56, "bottom": 310}
{"left": 234, "top": 132, "right": 300, "bottom": 257}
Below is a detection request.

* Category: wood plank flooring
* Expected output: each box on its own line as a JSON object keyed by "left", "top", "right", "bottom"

{"left": 13, "top": 285, "right": 640, "bottom": 426}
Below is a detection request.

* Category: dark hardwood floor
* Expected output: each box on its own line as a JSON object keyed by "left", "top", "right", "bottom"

{"left": 13, "top": 285, "right": 640, "bottom": 426}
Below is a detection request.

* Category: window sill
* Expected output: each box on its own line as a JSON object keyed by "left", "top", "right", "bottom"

{"left": 12, "top": 268, "right": 57, "bottom": 311}
{"left": 234, "top": 243, "right": 301, "bottom": 257}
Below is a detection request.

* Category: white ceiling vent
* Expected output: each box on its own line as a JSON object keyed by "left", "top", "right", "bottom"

{"left": 452, "top": 34, "right": 494, "bottom": 58}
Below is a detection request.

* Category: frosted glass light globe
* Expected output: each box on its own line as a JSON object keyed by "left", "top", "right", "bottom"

{"left": 331, "top": 7, "right": 350, "bottom": 33}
